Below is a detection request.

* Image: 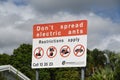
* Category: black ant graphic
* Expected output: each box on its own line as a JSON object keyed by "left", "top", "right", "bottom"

{"left": 61, "top": 48, "right": 69, "bottom": 55}
{"left": 75, "top": 49, "right": 83, "bottom": 53}
{"left": 49, "top": 48, "right": 54, "bottom": 56}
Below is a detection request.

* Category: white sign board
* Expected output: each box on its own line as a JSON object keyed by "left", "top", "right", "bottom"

{"left": 32, "top": 20, "right": 87, "bottom": 68}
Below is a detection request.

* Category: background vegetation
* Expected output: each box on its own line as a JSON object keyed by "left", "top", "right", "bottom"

{"left": 0, "top": 44, "right": 120, "bottom": 80}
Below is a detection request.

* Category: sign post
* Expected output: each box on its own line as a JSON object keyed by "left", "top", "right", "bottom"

{"left": 81, "top": 67, "right": 85, "bottom": 80}
{"left": 36, "top": 69, "right": 39, "bottom": 80}
{"left": 32, "top": 20, "right": 87, "bottom": 79}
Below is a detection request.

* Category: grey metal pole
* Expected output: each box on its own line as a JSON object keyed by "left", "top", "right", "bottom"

{"left": 36, "top": 69, "right": 39, "bottom": 80}
{"left": 104, "top": 53, "right": 110, "bottom": 64}
{"left": 81, "top": 67, "right": 85, "bottom": 80}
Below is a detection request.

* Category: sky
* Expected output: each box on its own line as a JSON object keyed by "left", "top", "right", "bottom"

{"left": 0, "top": 0, "right": 120, "bottom": 54}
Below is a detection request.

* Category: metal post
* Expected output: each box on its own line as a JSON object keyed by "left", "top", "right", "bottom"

{"left": 36, "top": 69, "right": 39, "bottom": 80}
{"left": 104, "top": 53, "right": 110, "bottom": 64}
{"left": 81, "top": 67, "right": 85, "bottom": 80}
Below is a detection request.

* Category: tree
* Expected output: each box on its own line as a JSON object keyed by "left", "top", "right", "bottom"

{"left": 1, "top": 43, "right": 120, "bottom": 80}
{"left": 89, "top": 68, "right": 114, "bottom": 80}
{"left": 10, "top": 43, "right": 36, "bottom": 80}
{"left": 0, "top": 53, "right": 10, "bottom": 65}
{"left": 114, "top": 53, "right": 120, "bottom": 80}
{"left": 91, "top": 49, "right": 106, "bottom": 68}
{"left": 86, "top": 49, "right": 94, "bottom": 77}
{"left": 55, "top": 68, "right": 79, "bottom": 80}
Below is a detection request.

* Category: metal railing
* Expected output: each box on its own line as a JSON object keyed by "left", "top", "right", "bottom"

{"left": 0, "top": 65, "right": 30, "bottom": 80}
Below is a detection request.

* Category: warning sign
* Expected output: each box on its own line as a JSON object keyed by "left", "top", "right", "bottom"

{"left": 74, "top": 44, "right": 85, "bottom": 57}
{"left": 47, "top": 46, "right": 57, "bottom": 58}
{"left": 60, "top": 45, "right": 70, "bottom": 57}
{"left": 32, "top": 20, "right": 87, "bottom": 68}
{"left": 34, "top": 47, "right": 44, "bottom": 59}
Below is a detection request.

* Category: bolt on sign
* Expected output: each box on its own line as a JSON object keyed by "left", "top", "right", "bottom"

{"left": 32, "top": 20, "right": 87, "bottom": 69}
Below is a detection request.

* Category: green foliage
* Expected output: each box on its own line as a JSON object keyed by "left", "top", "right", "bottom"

{"left": 0, "top": 54, "right": 10, "bottom": 65}
{"left": 114, "top": 54, "right": 120, "bottom": 80}
{"left": 0, "top": 44, "right": 120, "bottom": 80}
{"left": 89, "top": 68, "right": 114, "bottom": 80}
{"left": 55, "top": 68, "right": 79, "bottom": 80}
{"left": 39, "top": 69, "right": 50, "bottom": 80}
{"left": 91, "top": 49, "right": 106, "bottom": 67}
{"left": 10, "top": 43, "right": 36, "bottom": 80}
